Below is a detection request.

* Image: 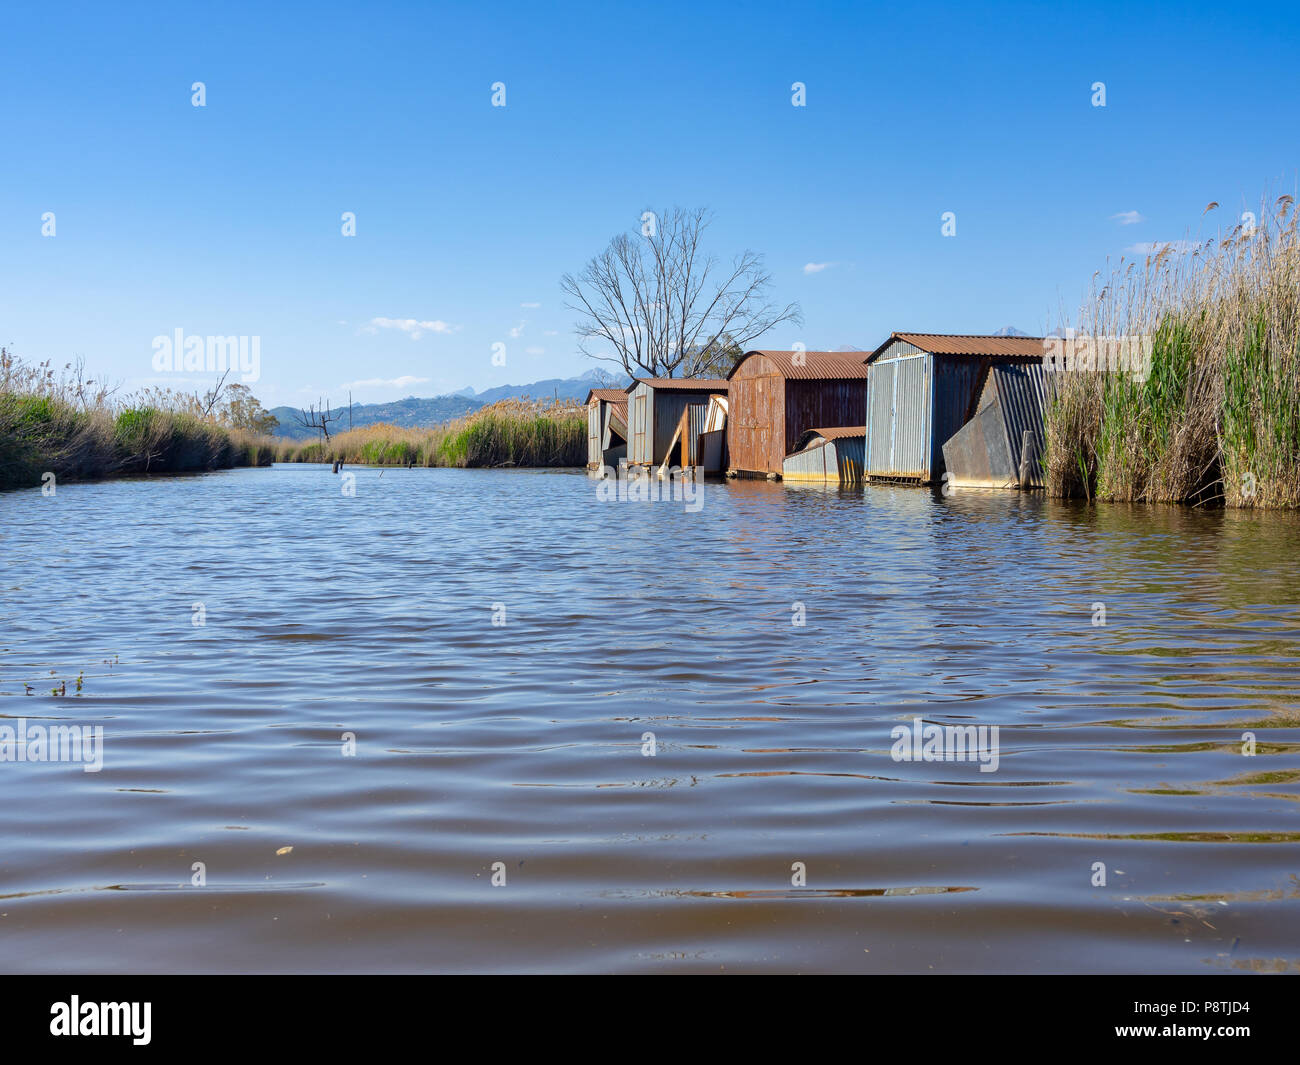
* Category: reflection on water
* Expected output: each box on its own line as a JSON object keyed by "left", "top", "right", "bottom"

{"left": 1, "top": 464, "right": 1298, "bottom": 973}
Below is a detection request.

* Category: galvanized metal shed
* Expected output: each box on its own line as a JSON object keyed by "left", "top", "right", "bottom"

{"left": 942, "top": 361, "right": 1054, "bottom": 489}
{"left": 625, "top": 378, "right": 729, "bottom": 468}
{"left": 782, "top": 426, "right": 866, "bottom": 484}
{"left": 864, "top": 333, "right": 1045, "bottom": 484}
{"left": 725, "top": 350, "right": 870, "bottom": 477}
{"left": 585, "top": 388, "right": 628, "bottom": 470}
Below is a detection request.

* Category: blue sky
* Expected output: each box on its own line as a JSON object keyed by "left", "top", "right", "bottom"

{"left": 1, "top": 0, "right": 1298, "bottom": 408}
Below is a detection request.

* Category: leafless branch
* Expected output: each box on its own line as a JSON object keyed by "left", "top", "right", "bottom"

{"left": 561, "top": 207, "right": 802, "bottom": 380}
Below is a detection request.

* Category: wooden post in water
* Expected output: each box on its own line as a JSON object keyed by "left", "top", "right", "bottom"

{"left": 1018, "top": 430, "right": 1034, "bottom": 489}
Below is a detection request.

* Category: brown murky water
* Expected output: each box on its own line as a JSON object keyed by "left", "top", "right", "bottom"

{"left": 2, "top": 465, "right": 1299, "bottom": 973}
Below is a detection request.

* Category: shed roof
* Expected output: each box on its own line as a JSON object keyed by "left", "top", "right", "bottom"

{"left": 868, "top": 333, "right": 1047, "bottom": 361}
{"left": 627, "top": 377, "right": 730, "bottom": 392}
{"left": 793, "top": 426, "right": 866, "bottom": 450}
{"left": 584, "top": 388, "right": 628, "bottom": 405}
{"left": 728, "top": 350, "right": 871, "bottom": 380}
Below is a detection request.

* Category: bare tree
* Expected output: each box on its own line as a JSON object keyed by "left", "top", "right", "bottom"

{"left": 295, "top": 398, "right": 342, "bottom": 446}
{"left": 198, "top": 369, "right": 231, "bottom": 420}
{"left": 561, "top": 207, "right": 801, "bottom": 380}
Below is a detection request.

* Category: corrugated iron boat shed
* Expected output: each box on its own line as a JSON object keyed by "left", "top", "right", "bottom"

{"left": 864, "top": 333, "right": 1045, "bottom": 484}
{"left": 726, "top": 350, "right": 869, "bottom": 477}
{"left": 585, "top": 388, "right": 628, "bottom": 469}
{"left": 625, "top": 378, "right": 729, "bottom": 466}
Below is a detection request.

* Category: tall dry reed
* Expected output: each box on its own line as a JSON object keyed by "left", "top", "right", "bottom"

{"left": 1045, "top": 194, "right": 1300, "bottom": 508}
{"left": 0, "top": 349, "right": 274, "bottom": 491}
{"left": 276, "top": 397, "right": 586, "bottom": 468}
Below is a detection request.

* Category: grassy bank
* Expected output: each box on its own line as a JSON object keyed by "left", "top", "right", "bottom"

{"left": 276, "top": 398, "right": 586, "bottom": 468}
{"left": 0, "top": 351, "right": 274, "bottom": 492}
{"left": 1045, "top": 196, "right": 1300, "bottom": 508}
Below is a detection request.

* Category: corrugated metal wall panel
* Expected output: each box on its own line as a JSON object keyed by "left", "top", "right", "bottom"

{"left": 628, "top": 385, "right": 652, "bottom": 465}
{"left": 990, "top": 361, "right": 1050, "bottom": 488}
{"left": 867, "top": 361, "right": 896, "bottom": 472}
{"left": 929, "top": 355, "right": 985, "bottom": 481}
{"left": 782, "top": 435, "right": 866, "bottom": 483}
{"left": 726, "top": 356, "right": 785, "bottom": 475}
{"left": 651, "top": 391, "right": 690, "bottom": 464}
{"left": 699, "top": 429, "right": 726, "bottom": 472}
{"left": 587, "top": 403, "right": 602, "bottom": 467}
{"left": 680, "top": 402, "right": 710, "bottom": 466}
{"left": 783, "top": 441, "right": 834, "bottom": 481}
{"left": 866, "top": 353, "right": 930, "bottom": 480}
{"left": 941, "top": 401, "right": 1016, "bottom": 488}
{"left": 602, "top": 405, "right": 628, "bottom": 450}
{"left": 893, "top": 355, "right": 930, "bottom": 478}
{"left": 836, "top": 435, "right": 865, "bottom": 483}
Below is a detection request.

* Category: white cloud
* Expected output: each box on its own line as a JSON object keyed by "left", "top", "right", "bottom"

{"left": 362, "top": 317, "right": 459, "bottom": 339}
{"left": 520, "top": 301, "right": 541, "bottom": 309}
{"left": 1126, "top": 240, "right": 1198, "bottom": 255}
{"left": 1110, "top": 210, "right": 1145, "bottom": 225}
{"left": 803, "top": 261, "right": 837, "bottom": 274}
{"left": 343, "top": 375, "right": 431, "bottom": 389}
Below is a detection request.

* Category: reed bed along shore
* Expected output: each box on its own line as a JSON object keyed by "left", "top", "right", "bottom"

{"left": 276, "top": 397, "right": 587, "bottom": 468}
{"left": 0, "top": 350, "right": 274, "bottom": 492}
{"left": 1046, "top": 196, "right": 1300, "bottom": 509}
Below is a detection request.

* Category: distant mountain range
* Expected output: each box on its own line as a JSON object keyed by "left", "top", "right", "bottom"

{"left": 268, "top": 369, "right": 627, "bottom": 439}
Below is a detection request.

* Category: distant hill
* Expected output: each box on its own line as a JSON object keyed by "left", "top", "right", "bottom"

{"left": 992, "top": 326, "right": 1032, "bottom": 337}
{"left": 268, "top": 369, "right": 628, "bottom": 440}
{"left": 268, "top": 395, "right": 481, "bottom": 439}
{"left": 474, "top": 369, "right": 626, "bottom": 405}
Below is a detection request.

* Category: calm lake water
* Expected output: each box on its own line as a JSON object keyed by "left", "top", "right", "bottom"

{"left": 2, "top": 464, "right": 1299, "bottom": 973}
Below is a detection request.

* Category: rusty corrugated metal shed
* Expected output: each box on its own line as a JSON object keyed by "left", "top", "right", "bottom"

{"left": 727, "top": 350, "right": 870, "bottom": 380}
{"left": 727, "top": 352, "right": 869, "bottom": 477}
{"left": 867, "top": 333, "right": 1047, "bottom": 361}
{"left": 584, "top": 387, "right": 630, "bottom": 405}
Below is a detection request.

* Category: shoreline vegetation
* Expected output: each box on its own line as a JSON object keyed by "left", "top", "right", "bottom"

{"left": 0, "top": 358, "right": 588, "bottom": 491}
{"left": 1045, "top": 196, "right": 1300, "bottom": 509}
{"left": 0, "top": 350, "right": 274, "bottom": 492}
{"left": 274, "top": 398, "right": 586, "bottom": 468}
